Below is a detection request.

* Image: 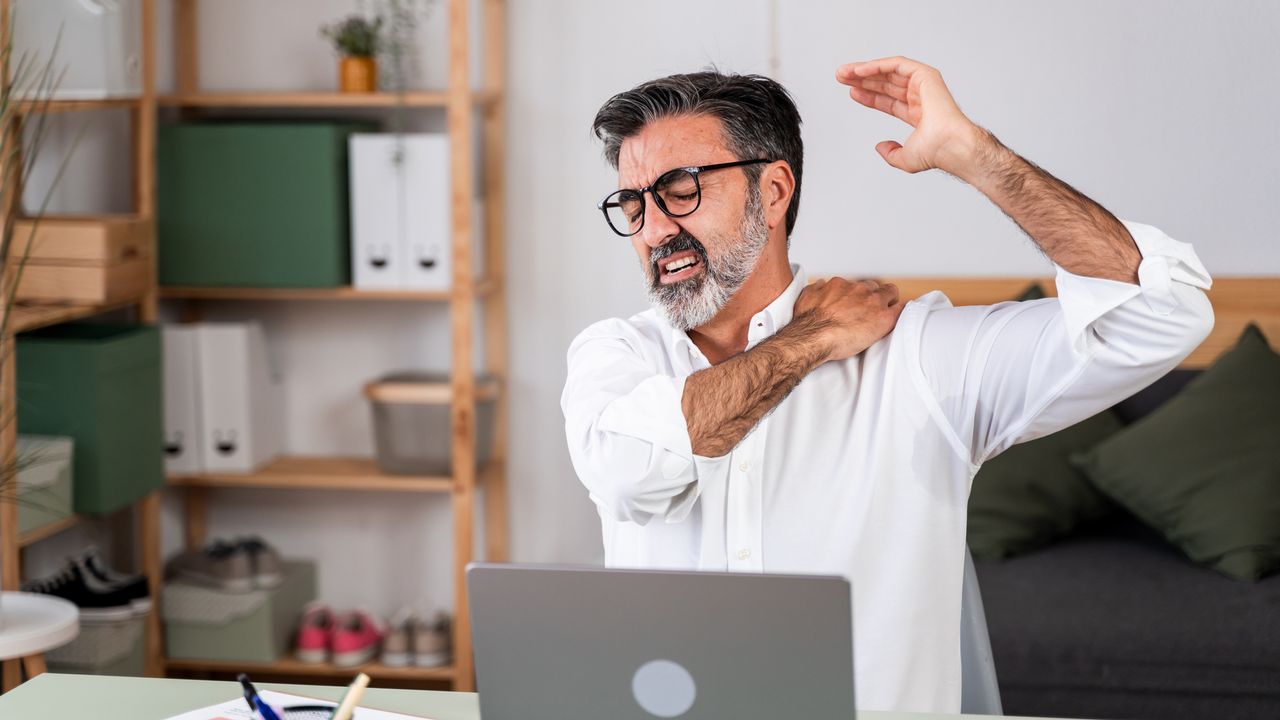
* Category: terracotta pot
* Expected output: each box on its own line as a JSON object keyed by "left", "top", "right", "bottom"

{"left": 340, "top": 56, "right": 377, "bottom": 93}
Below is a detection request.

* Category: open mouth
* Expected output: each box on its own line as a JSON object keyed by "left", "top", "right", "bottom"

{"left": 657, "top": 250, "right": 704, "bottom": 285}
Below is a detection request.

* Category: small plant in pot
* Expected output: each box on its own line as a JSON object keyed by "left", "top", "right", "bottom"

{"left": 321, "top": 14, "right": 384, "bottom": 92}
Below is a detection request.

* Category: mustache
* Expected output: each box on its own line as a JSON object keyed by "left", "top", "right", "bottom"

{"left": 650, "top": 231, "right": 708, "bottom": 267}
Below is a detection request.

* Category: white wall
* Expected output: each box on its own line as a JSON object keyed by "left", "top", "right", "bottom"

{"left": 17, "top": 1, "right": 1280, "bottom": 615}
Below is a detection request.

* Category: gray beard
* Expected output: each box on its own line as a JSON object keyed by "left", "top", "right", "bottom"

{"left": 644, "top": 190, "right": 770, "bottom": 332}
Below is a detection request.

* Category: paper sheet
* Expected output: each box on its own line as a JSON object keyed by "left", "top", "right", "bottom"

{"left": 164, "top": 689, "right": 434, "bottom": 720}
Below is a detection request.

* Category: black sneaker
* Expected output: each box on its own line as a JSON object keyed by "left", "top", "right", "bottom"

{"left": 80, "top": 549, "right": 151, "bottom": 616}
{"left": 22, "top": 563, "right": 136, "bottom": 622}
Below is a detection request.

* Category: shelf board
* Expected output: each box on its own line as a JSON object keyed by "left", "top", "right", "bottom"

{"left": 17, "top": 514, "right": 85, "bottom": 548}
{"left": 16, "top": 97, "right": 142, "bottom": 114}
{"left": 164, "top": 655, "right": 455, "bottom": 682}
{"left": 160, "top": 279, "right": 496, "bottom": 302}
{"left": 167, "top": 456, "right": 455, "bottom": 493}
{"left": 5, "top": 298, "right": 145, "bottom": 334}
{"left": 157, "top": 90, "right": 495, "bottom": 109}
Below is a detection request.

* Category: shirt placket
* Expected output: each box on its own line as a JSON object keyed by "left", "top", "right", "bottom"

{"left": 727, "top": 418, "right": 767, "bottom": 572}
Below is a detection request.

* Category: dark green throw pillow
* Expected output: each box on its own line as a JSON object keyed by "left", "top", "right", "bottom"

{"left": 1071, "top": 324, "right": 1280, "bottom": 581}
{"left": 968, "top": 410, "right": 1123, "bottom": 560}
{"left": 1016, "top": 282, "right": 1047, "bottom": 301}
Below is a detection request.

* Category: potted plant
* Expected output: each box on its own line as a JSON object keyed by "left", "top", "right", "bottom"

{"left": 321, "top": 13, "right": 384, "bottom": 93}
{"left": 1, "top": 15, "right": 80, "bottom": 628}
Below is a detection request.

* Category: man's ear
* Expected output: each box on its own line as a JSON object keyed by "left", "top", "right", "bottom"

{"left": 760, "top": 160, "right": 795, "bottom": 231}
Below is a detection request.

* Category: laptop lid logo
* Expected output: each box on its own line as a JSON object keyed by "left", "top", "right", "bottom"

{"left": 632, "top": 659, "right": 697, "bottom": 717}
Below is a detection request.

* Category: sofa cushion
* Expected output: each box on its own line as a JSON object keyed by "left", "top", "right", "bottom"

{"left": 975, "top": 515, "right": 1280, "bottom": 720}
{"left": 968, "top": 410, "right": 1122, "bottom": 560}
{"left": 1071, "top": 324, "right": 1280, "bottom": 580}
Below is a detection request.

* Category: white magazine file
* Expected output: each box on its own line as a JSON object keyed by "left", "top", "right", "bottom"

{"left": 195, "top": 322, "right": 285, "bottom": 474}
{"left": 161, "top": 325, "right": 204, "bottom": 476}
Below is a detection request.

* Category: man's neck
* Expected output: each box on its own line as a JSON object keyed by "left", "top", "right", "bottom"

{"left": 688, "top": 241, "right": 793, "bottom": 366}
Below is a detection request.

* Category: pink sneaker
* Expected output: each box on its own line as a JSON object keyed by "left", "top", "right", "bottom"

{"left": 296, "top": 602, "right": 335, "bottom": 663}
{"left": 332, "top": 609, "right": 385, "bottom": 667}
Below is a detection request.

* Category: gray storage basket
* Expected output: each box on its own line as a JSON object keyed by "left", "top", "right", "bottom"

{"left": 364, "top": 372, "right": 495, "bottom": 476}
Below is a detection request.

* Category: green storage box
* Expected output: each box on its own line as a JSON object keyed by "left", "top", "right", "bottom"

{"left": 163, "top": 561, "right": 317, "bottom": 663}
{"left": 17, "top": 324, "right": 163, "bottom": 515}
{"left": 158, "top": 121, "right": 375, "bottom": 288}
{"left": 15, "top": 435, "right": 74, "bottom": 536}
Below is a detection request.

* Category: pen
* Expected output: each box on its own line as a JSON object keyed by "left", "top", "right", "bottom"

{"left": 330, "top": 672, "right": 371, "bottom": 720}
{"left": 237, "top": 673, "right": 284, "bottom": 720}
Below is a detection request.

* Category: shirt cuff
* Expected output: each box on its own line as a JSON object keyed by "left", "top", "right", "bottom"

{"left": 1054, "top": 219, "right": 1213, "bottom": 354}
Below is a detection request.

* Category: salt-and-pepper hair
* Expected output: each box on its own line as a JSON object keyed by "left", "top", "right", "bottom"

{"left": 591, "top": 70, "right": 805, "bottom": 237}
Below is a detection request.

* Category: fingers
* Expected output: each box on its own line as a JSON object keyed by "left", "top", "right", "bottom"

{"left": 875, "top": 140, "right": 909, "bottom": 171}
{"left": 847, "top": 83, "right": 911, "bottom": 124}
{"left": 837, "top": 56, "right": 934, "bottom": 81}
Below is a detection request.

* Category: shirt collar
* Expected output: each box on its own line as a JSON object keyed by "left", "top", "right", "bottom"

{"left": 666, "top": 263, "right": 808, "bottom": 354}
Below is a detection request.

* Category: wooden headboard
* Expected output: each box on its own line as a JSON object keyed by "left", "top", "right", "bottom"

{"left": 883, "top": 277, "right": 1280, "bottom": 369}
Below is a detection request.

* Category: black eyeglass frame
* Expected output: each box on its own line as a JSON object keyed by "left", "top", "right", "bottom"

{"left": 597, "top": 158, "right": 774, "bottom": 237}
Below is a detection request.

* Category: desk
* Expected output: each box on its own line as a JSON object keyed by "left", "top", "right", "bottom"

{"left": 0, "top": 673, "right": 1068, "bottom": 719}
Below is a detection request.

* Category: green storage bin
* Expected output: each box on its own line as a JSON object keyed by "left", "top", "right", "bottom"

{"left": 17, "top": 324, "right": 163, "bottom": 515}
{"left": 158, "top": 121, "right": 375, "bottom": 288}
{"left": 15, "top": 435, "right": 75, "bottom": 535}
{"left": 163, "top": 561, "right": 317, "bottom": 663}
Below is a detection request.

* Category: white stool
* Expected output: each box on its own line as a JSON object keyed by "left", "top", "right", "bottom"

{"left": 0, "top": 592, "right": 79, "bottom": 692}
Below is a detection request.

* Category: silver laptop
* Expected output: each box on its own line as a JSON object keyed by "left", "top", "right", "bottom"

{"left": 467, "top": 563, "right": 854, "bottom": 720}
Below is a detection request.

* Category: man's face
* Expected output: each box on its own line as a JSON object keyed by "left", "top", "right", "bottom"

{"left": 616, "top": 114, "right": 770, "bottom": 331}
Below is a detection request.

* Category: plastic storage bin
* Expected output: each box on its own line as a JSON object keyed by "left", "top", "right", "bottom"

{"left": 15, "top": 435, "right": 74, "bottom": 536}
{"left": 46, "top": 615, "right": 145, "bottom": 678}
{"left": 13, "top": 0, "right": 142, "bottom": 100}
{"left": 158, "top": 121, "right": 374, "bottom": 288}
{"left": 364, "top": 372, "right": 495, "bottom": 475}
{"left": 16, "top": 324, "right": 163, "bottom": 515}
{"left": 163, "top": 560, "right": 316, "bottom": 663}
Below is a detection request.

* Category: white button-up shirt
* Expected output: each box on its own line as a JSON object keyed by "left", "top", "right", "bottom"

{"left": 560, "top": 220, "right": 1214, "bottom": 713}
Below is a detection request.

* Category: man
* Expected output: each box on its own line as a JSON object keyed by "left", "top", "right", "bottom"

{"left": 561, "top": 56, "right": 1213, "bottom": 713}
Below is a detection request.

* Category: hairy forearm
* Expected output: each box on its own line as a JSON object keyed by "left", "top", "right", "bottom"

{"left": 682, "top": 312, "right": 831, "bottom": 457}
{"left": 953, "top": 128, "right": 1142, "bottom": 284}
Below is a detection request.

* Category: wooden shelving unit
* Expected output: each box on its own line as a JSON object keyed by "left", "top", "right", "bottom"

{"left": 0, "top": 0, "right": 164, "bottom": 690}
{"left": 157, "top": 90, "right": 497, "bottom": 109}
{"left": 158, "top": 0, "right": 509, "bottom": 692}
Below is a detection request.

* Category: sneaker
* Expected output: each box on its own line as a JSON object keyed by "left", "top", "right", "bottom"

{"left": 236, "top": 536, "right": 283, "bottom": 589}
{"left": 79, "top": 547, "right": 151, "bottom": 615}
{"left": 296, "top": 602, "right": 336, "bottom": 664}
{"left": 332, "top": 609, "right": 384, "bottom": 668}
{"left": 166, "top": 540, "right": 253, "bottom": 593}
{"left": 412, "top": 611, "right": 451, "bottom": 667}
{"left": 380, "top": 608, "right": 414, "bottom": 667}
{"left": 22, "top": 564, "right": 136, "bottom": 622}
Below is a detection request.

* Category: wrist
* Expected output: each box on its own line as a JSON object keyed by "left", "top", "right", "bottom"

{"left": 780, "top": 310, "right": 836, "bottom": 367}
{"left": 941, "top": 124, "right": 1006, "bottom": 187}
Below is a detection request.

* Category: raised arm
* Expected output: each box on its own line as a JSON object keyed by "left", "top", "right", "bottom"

{"left": 837, "top": 55, "right": 1141, "bottom": 284}
{"left": 838, "top": 56, "right": 1214, "bottom": 463}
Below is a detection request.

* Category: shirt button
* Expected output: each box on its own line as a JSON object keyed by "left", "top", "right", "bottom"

{"left": 737, "top": 548, "right": 752, "bottom": 560}
{"left": 738, "top": 461, "right": 750, "bottom": 472}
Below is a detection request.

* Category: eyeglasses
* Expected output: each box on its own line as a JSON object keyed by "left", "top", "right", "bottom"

{"left": 598, "top": 158, "right": 773, "bottom": 237}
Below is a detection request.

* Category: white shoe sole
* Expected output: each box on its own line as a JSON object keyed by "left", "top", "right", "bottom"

{"left": 296, "top": 648, "right": 329, "bottom": 664}
{"left": 78, "top": 605, "right": 136, "bottom": 622}
{"left": 413, "top": 651, "right": 449, "bottom": 667}
{"left": 178, "top": 570, "right": 254, "bottom": 593}
{"left": 333, "top": 647, "right": 377, "bottom": 667}
{"left": 381, "top": 651, "right": 411, "bottom": 667}
{"left": 254, "top": 573, "right": 283, "bottom": 589}
{"left": 130, "top": 597, "right": 152, "bottom": 616}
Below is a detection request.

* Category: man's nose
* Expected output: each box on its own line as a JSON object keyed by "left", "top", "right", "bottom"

{"left": 638, "top": 195, "right": 679, "bottom": 250}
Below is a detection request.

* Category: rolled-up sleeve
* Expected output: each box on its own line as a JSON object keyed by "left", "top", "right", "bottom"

{"left": 914, "top": 220, "right": 1215, "bottom": 467}
{"left": 561, "top": 321, "right": 706, "bottom": 525}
